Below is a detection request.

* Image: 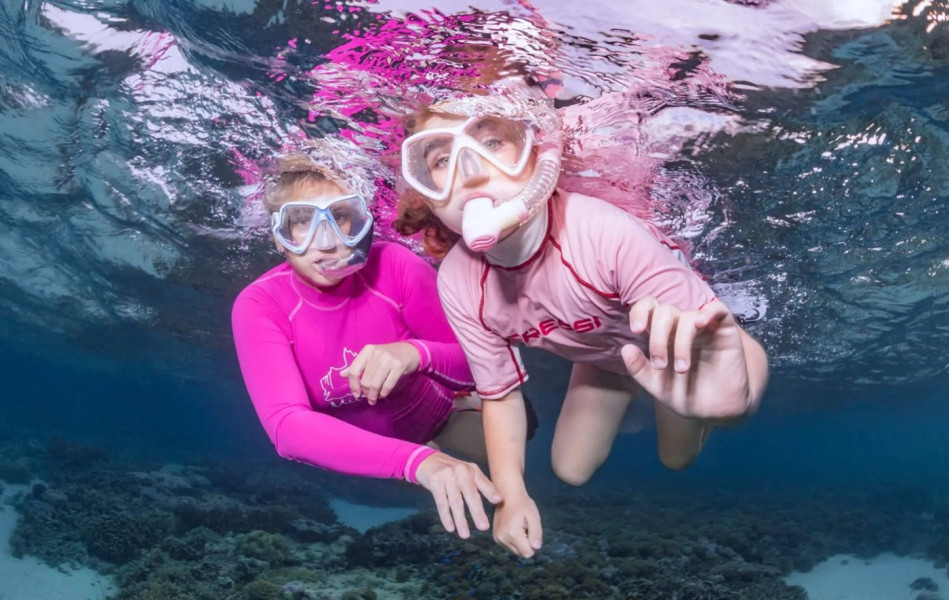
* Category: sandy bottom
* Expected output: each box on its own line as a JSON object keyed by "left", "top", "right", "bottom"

{"left": 0, "top": 482, "right": 115, "bottom": 600}
{"left": 329, "top": 497, "right": 419, "bottom": 533}
{"left": 785, "top": 553, "right": 949, "bottom": 600}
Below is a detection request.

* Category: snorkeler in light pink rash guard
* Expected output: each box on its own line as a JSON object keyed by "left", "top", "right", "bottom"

{"left": 396, "top": 79, "right": 769, "bottom": 559}
{"left": 231, "top": 137, "right": 502, "bottom": 540}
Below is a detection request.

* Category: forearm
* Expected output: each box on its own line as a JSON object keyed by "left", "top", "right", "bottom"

{"left": 483, "top": 391, "right": 530, "bottom": 496}
{"left": 740, "top": 329, "right": 769, "bottom": 414}
{"left": 706, "top": 329, "right": 768, "bottom": 426}
{"left": 273, "top": 410, "right": 436, "bottom": 482}
{"left": 405, "top": 339, "right": 475, "bottom": 390}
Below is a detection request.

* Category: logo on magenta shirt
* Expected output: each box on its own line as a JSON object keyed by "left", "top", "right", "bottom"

{"left": 320, "top": 348, "right": 360, "bottom": 408}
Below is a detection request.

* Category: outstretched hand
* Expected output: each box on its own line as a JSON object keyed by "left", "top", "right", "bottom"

{"left": 415, "top": 453, "right": 502, "bottom": 539}
{"left": 341, "top": 342, "right": 421, "bottom": 404}
{"left": 622, "top": 297, "right": 752, "bottom": 421}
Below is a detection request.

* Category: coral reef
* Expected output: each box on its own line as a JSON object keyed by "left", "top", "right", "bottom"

{"left": 5, "top": 433, "right": 949, "bottom": 600}
{"left": 238, "top": 530, "right": 290, "bottom": 565}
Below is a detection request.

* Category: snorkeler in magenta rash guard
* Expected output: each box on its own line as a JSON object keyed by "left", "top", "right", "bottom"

{"left": 231, "top": 138, "right": 506, "bottom": 539}
{"left": 395, "top": 79, "right": 770, "bottom": 558}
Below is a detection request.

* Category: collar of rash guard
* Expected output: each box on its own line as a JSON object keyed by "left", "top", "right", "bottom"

{"left": 484, "top": 205, "right": 549, "bottom": 268}
{"left": 289, "top": 264, "right": 363, "bottom": 309}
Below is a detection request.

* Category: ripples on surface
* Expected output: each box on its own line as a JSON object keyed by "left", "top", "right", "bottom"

{"left": 0, "top": 0, "right": 946, "bottom": 390}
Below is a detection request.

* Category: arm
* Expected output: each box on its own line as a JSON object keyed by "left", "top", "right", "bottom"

{"left": 394, "top": 244, "right": 475, "bottom": 390}
{"left": 483, "top": 389, "right": 543, "bottom": 558}
{"left": 736, "top": 327, "right": 768, "bottom": 417}
{"left": 604, "top": 215, "right": 768, "bottom": 421}
{"left": 623, "top": 297, "right": 769, "bottom": 422}
{"left": 231, "top": 288, "right": 435, "bottom": 482}
{"left": 436, "top": 262, "right": 541, "bottom": 556}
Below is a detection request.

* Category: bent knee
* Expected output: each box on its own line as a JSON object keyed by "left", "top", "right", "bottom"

{"left": 552, "top": 462, "right": 595, "bottom": 486}
{"left": 551, "top": 453, "right": 599, "bottom": 486}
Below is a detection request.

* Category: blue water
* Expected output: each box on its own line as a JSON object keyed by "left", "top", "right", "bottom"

{"left": 0, "top": 1, "right": 947, "bottom": 599}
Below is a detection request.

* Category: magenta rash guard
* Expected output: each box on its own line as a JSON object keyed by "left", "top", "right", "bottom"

{"left": 232, "top": 242, "right": 474, "bottom": 483}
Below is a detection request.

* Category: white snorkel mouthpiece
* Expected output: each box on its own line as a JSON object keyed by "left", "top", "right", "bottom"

{"left": 401, "top": 76, "right": 564, "bottom": 252}
{"left": 460, "top": 143, "right": 561, "bottom": 252}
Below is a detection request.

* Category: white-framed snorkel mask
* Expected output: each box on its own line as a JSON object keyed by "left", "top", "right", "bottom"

{"left": 271, "top": 194, "right": 374, "bottom": 277}
{"left": 400, "top": 79, "right": 563, "bottom": 252}
{"left": 401, "top": 116, "right": 535, "bottom": 205}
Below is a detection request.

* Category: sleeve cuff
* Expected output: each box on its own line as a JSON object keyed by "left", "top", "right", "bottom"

{"left": 404, "top": 339, "right": 432, "bottom": 373}
{"left": 404, "top": 445, "right": 438, "bottom": 484}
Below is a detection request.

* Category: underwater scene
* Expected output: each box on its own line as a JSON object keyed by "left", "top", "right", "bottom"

{"left": 1, "top": 0, "right": 948, "bottom": 598}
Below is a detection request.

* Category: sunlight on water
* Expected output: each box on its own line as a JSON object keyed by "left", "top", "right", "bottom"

{"left": 0, "top": 0, "right": 945, "bottom": 385}
{"left": 1, "top": 3, "right": 948, "bottom": 600}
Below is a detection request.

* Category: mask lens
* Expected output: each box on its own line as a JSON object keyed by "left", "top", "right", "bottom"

{"left": 273, "top": 196, "right": 373, "bottom": 254}
{"left": 276, "top": 205, "right": 316, "bottom": 248}
{"left": 330, "top": 195, "right": 372, "bottom": 244}
{"left": 463, "top": 116, "right": 530, "bottom": 166}
{"left": 402, "top": 116, "right": 533, "bottom": 201}
{"left": 404, "top": 132, "right": 456, "bottom": 199}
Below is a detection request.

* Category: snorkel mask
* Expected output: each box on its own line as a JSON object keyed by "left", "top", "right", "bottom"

{"left": 401, "top": 78, "right": 563, "bottom": 252}
{"left": 265, "top": 137, "right": 380, "bottom": 277}
{"left": 271, "top": 194, "right": 375, "bottom": 278}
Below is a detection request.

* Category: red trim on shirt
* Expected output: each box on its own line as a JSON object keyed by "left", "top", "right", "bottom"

{"left": 477, "top": 262, "right": 492, "bottom": 331}
{"left": 548, "top": 237, "right": 621, "bottom": 300}
{"left": 477, "top": 260, "right": 527, "bottom": 396}
{"left": 476, "top": 371, "right": 526, "bottom": 399}
{"left": 495, "top": 200, "right": 555, "bottom": 272}
{"left": 506, "top": 342, "right": 527, "bottom": 385}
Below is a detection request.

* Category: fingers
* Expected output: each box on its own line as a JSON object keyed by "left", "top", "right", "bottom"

{"left": 360, "top": 360, "right": 406, "bottom": 403}
{"left": 696, "top": 300, "right": 731, "bottom": 330}
{"left": 463, "top": 472, "right": 500, "bottom": 533}
{"left": 672, "top": 311, "right": 700, "bottom": 373}
{"left": 630, "top": 297, "right": 733, "bottom": 374}
{"left": 621, "top": 343, "right": 649, "bottom": 379}
{"left": 378, "top": 369, "right": 403, "bottom": 400}
{"left": 431, "top": 484, "right": 456, "bottom": 534}
{"left": 646, "top": 304, "right": 677, "bottom": 370}
{"left": 341, "top": 349, "right": 368, "bottom": 399}
{"left": 496, "top": 510, "right": 543, "bottom": 558}
{"left": 526, "top": 509, "right": 544, "bottom": 552}
{"left": 445, "top": 479, "right": 472, "bottom": 539}
{"left": 359, "top": 358, "right": 385, "bottom": 404}
{"left": 421, "top": 457, "right": 499, "bottom": 539}
{"left": 426, "top": 468, "right": 469, "bottom": 537}
{"left": 628, "top": 295, "right": 657, "bottom": 335}
{"left": 343, "top": 345, "right": 412, "bottom": 404}
{"left": 629, "top": 296, "right": 679, "bottom": 371}
{"left": 475, "top": 472, "right": 503, "bottom": 505}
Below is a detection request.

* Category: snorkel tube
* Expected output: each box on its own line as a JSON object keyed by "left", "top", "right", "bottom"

{"left": 461, "top": 142, "right": 561, "bottom": 252}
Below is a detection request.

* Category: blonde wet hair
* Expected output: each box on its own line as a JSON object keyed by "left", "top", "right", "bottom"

{"left": 261, "top": 137, "right": 379, "bottom": 214}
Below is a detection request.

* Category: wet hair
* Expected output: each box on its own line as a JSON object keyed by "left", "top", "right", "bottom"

{"left": 261, "top": 154, "right": 345, "bottom": 214}
{"left": 393, "top": 77, "right": 559, "bottom": 259}
{"left": 261, "top": 136, "right": 380, "bottom": 216}
{"left": 393, "top": 193, "right": 460, "bottom": 259}
{"left": 392, "top": 108, "right": 462, "bottom": 258}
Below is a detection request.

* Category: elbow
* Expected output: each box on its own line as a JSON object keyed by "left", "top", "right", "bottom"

{"left": 659, "top": 451, "right": 698, "bottom": 472}
{"left": 267, "top": 413, "right": 299, "bottom": 461}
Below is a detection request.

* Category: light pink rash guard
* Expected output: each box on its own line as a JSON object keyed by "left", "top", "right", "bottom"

{"left": 438, "top": 191, "right": 717, "bottom": 400}
{"left": 232, "top": 241, "right": 474, "bottom": 483}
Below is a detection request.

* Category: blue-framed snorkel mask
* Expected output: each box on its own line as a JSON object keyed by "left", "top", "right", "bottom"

{"left": 271, "top": 194, "right": 375, "bottom": 277}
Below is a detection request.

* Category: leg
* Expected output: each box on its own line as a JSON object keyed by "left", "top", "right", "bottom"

{"left": 653, "top": 401, "right": 711, "bottom": 471}
{"left": 431, "top": 410, "right": 488, "bottom": 465}
{"left": 550, "top": 363, "right": 634, "bottom": 486}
